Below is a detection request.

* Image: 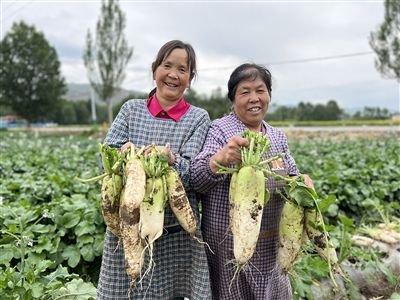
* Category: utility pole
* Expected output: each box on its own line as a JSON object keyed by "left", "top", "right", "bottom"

{"left": 90, "top": 85, "right": 97, "bottom": 123}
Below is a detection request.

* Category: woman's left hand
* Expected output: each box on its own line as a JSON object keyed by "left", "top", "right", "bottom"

{"left": 144, "top": 143, "right": 176, "bottom": 165}
{"left": 156, "top": 144, "right": 176, "bottom": 165}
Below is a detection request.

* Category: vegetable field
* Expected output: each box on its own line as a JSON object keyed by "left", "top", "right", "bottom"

{"left": 289, "top": 136, "right": 400, "bottom": 299}
{"left": 0, "top": 131, "right": 399, "bottom": 299}
{"left": 0, "top": 133, "right": 102, "bottom": 299}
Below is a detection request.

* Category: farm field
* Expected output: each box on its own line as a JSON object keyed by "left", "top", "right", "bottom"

{"left": 0, "top": 130, "right": 399, "bottom": 299}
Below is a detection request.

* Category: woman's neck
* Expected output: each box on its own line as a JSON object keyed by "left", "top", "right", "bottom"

{"left": 233, "top": 112, "right": 262, "bottom": 132}
{"left": 156, "top": 93, "right": 181, "bottom": 111}
{"left": 247, "top": 124, "right": 262, "bottom": 132}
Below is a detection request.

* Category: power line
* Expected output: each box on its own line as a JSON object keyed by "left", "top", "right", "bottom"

{"left": 2, "top": 0, "right": 35, "bottom": 23}
{"left": 199, "top": 51, "right": 374, "bottom": 71}
{"left": 4, "top": 0, "right": 20, "bottom": 11}
{"left": 126, "top": 51, "right": 375, "bottom": 74}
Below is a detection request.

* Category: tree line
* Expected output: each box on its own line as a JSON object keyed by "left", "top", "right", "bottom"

{"left": 43, "top": 91, "right": 390, "bottom": 125}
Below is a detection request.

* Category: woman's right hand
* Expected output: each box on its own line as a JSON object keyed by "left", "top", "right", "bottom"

{"left": 120, "top": 142, "right": 134, "bottom": 153}
{"left": 209, "top": 135, "right": 249, "bottom": 174}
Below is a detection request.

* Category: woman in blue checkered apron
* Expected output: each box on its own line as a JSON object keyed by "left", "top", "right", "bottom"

{"left": 97, "top": 40, "right": 212, "bottom": 300}
{"left": 191, "top": 63, "right": 313, "bottom": 300}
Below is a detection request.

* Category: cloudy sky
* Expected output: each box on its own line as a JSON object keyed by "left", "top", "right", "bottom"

{"left": 1, "top": 0, "right": 399, "bottom": 112}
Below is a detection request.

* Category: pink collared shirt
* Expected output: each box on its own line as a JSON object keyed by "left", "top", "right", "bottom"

{"left": 147, "top": 95, "right": 190, "bottom": 122}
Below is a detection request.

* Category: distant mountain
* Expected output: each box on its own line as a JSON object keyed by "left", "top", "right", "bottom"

{"left": 65, "top": 83, "right": 144, "bottom": 104}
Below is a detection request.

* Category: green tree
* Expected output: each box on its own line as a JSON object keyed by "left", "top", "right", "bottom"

{"left": 83, "top": 0, "right": 133, "bottom": 125}
{"left": 74, "top": 100, "right": 92, "bottom": 124}
{"left": 56, "top": 100, "right": 77, "bottom": 124}
{"left": 0, "top": 104, "right": 14, "bottom": 116}
{"left": 354, "top": 106, "right": 391, "bottom": 120}
{"left": 0, "top": 21, "right": 66, "bottom": 125}
{"left": 112, "top": 91, "right": 148, "bottom": 116}
{"left": 312, "top": 104, "right": 327, "bottom": 120}
{"left": 185, "top": 87, "right": 230, "bottom": 120}
{"left": 268, "top": 105, "right": 297, "bottom": 121}
{"left": 369, "top": 0, "right": 400, "bottom": 81}
{"left": 184, "top": 89, "right": 202, "bottom": 107}
{"left": 297, "top": 102, "right": 314, "bottom": 121}
{"left": 206, "top": 87, "right": 230, "bottom": 120}
{"left": 325, "top": 100, "right": 343, "bottom": 120}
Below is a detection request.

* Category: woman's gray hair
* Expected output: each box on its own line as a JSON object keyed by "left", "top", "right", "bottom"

{"left": 227, "top": 63, "right": 272, "bottom": 102}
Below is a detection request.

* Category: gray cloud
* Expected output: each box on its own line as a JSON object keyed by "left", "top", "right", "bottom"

{"left": 1, "top": 0, "right": 398, "bottom": 111}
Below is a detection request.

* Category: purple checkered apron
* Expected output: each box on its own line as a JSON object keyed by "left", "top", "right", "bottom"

{"left": 190, "top": 113, "right": 299, "bottom": 300}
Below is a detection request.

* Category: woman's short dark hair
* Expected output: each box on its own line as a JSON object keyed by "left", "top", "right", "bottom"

{"left": 149, "top": 40, "right": 197, "bottom": 97}
{"left": 227, "top": 63, "right": 272, "bottom": 102}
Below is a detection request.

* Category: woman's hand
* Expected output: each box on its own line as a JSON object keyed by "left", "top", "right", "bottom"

{"left": 154, "top": 144, "right": 176, "bottom": 165}
{"left": 302, "top": 174, "right": 314, "bottom": 189}
{"left": 142, "top": 143, "right": 175, "bottom": 165}
{"left": 120, "top": 142, "right": 175, "bottom": 165}
{"left": 120, "top": 141, "right": 134, "bottom": 153}
{"left": 209, "top": 136, "right": 249, "bottom": 174}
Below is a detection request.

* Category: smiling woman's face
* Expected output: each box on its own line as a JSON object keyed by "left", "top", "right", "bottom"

{"left": 233, "top": 77, "right": 270, "bottom": 131}
{"left": 154, "top": 48, "right": 190, "bottom": 106}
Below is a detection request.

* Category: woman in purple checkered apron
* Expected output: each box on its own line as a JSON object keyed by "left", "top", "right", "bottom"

{"left": 97, "top": 40, "right": 212, "bottom": 299}
{"left": 191, "top": 63, "right": 313, "bottom": 300}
